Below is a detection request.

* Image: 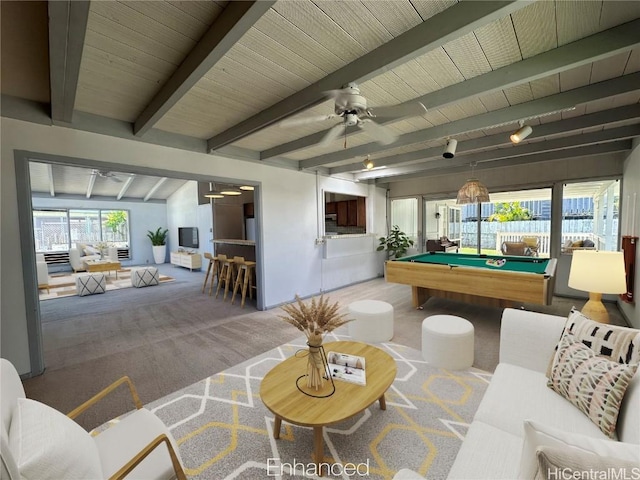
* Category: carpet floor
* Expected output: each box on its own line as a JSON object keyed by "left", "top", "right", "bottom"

{"left": 99, "top": 333, "right": 491, "bottom": 480}
{"left": 39, "top": 267, "right": 175, "bottom": 300}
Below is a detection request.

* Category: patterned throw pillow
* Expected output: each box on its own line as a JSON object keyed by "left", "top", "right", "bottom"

{"left": 547, "top": 333, "right": 637, "bottom": 438}
{"left": 546, "top": 308, "right": 640, "bottom": 378}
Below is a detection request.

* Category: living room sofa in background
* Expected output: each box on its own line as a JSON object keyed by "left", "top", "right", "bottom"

{"left": 69, "top": 244, "right": 118, "bottom": 272}
{"left": 395, "top": 308, "right": 640, "bottom": 479}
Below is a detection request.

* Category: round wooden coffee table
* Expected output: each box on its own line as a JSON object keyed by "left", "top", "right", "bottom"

{"left": 260, "top": 341, "right": 397, "bottom": 475}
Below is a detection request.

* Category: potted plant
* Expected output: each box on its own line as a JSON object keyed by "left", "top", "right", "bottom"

{"left": 377, "top": 225, "right": 414, "bottom": 258}
{"left": 147, "top": 227, "right": 169, "bottom": 264}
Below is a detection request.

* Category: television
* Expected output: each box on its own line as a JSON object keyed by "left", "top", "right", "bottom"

{"left": 178, "top": 227, "right": 199, "bottom": 249}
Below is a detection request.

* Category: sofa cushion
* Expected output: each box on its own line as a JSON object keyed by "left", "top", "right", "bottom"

{"left": 519, "top": 420, "right": 640, "bottom": 479}
{"left": 547, "top": 334, "right": 637, "bottom": 438}
{"left": 533, "top": 445, "right": 639, "bottom": 480}
{"left": 8, "top": 398, "right": 102, "bottom": 480}
{"left": 474, "top": 363, "right": 606, "bottom": 439}
{"left": 447, "top": 421, "right": 522, "bottom": 480}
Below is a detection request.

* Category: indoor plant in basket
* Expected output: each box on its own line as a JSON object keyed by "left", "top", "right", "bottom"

{"left": 278, "top": 295, "right": 352, "bottom": 390}
{"left": 147, "top": 227, "right": 169, "bottom": 264}
{"left": 377, "top": 225, "right": 414, "bottom": 258}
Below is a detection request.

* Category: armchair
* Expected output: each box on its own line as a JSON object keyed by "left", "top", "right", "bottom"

{"left": 36, "top": 254, "right": 49, "bottom": 293}
{"left": 501, "top": 241, "right": 533, "bottom": 256}
{"left": 69, "top": 245, "right": 118, "bottom": 272}
{"left": 1, "top": 358, "right": 186, "bottom": 480}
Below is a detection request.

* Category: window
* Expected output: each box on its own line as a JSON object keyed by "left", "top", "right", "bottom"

{"left": 561, "top": 180, "right": 619, "bottom": 254}
{"left": 34, "top": 208, "right": 130, "bottom": 253}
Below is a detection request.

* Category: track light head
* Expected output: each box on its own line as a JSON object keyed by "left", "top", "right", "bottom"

{"left": 363, "top": 156, "right": 374, "bottom": 170}
{"left": 510, "top": 124, "right": 532, "bottom": 144}
{"left": 443, "top": 138, "right": 457, "bottom": 159}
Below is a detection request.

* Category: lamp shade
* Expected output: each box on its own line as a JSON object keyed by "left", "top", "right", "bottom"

{"left": 456, "top": 179, "right": 490, "bottom": 205}
{"left": 568, "top": 250, "right": 626, "bottom": 294}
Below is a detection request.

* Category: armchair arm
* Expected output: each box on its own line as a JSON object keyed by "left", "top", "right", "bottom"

{"left": 108, "top": 434, "right": 187, "bottom": 480}
{"left": 67, "top": 376, "right": 142, "bottom": 420}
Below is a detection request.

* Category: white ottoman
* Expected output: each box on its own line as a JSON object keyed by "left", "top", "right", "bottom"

{"left": 422, "top": 315, "right": 474, "bottom": 369}
{"left": 76, "top": 273, "right": 106, "bottom": 296}
{"left": 131, "top": 267, "right": 159, "bottom": 288}
{"left": 348, "top": 300, "right": 394, "bottom": 342}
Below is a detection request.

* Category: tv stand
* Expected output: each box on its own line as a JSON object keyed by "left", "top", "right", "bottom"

{"left": 170, "top": 251, "right": 202, "bottom": 271}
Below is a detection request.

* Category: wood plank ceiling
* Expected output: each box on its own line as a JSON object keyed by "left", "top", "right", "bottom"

{"left": 2, "top": 0, "right": 640, "bottom": 196}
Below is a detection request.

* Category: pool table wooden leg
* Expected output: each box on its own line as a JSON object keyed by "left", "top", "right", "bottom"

{"left": 412, "top": 286, "right": 429, "bottom": 309}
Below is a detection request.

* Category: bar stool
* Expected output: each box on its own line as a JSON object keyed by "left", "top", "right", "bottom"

{"left": 202, "top": 252, "right": 215, "bottom": 293}
{"left": 215, "top": 254, "right": 235, "bottom": 301}
{"left": 231, "top": 257, "right": 256, "bottom": 308}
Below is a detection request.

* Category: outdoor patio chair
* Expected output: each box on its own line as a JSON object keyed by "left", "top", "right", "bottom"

{"left": 501, "top": 241, "right": 533, "bottom": 256}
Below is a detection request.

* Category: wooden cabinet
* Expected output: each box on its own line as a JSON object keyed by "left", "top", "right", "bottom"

{"left": 334, "top": 198, "right": 367, "bottom": 227}
{"left": 170, "top": 252, "right": 202, "bottom": 271}
{"left": 325, "top": 202, "right": 337, "bottom": 214}
{"left": 347, "top": 200, "right": 357, "bottom": 225}
{"left": 357, "top": 197, "right": 366, "bottom": 227}
{"left": 336, "top": 201, "right": 348, "bottom": 226}
{"left": 243, "top": 202, "right": 254, "bottom": 217}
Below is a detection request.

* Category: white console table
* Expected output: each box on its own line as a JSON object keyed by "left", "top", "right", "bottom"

{"left": 170, "top": 252, "right": 202, "bottom": 271}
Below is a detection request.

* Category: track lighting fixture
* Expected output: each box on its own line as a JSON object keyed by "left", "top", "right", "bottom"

{"left": 443, "top": 138, "right": 457, "bottom": 159}
{"left": 510, "top": 121, "right": 532, "bottom": 144}
{"left": 363, "top": 155, "right": 374, "bottom": 170}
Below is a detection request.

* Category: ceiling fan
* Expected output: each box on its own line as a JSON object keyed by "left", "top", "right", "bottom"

{"left": 279, "top": 82, "right": 427, "bottom": 148}
{"left": 91, "top": 169, "right": 128, "bottom": 183}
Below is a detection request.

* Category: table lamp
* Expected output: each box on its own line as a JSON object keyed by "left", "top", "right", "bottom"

{"left": 568, "top": 250, "right": 626, "bottom": 324}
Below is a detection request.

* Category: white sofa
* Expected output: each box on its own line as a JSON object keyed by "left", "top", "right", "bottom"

{"left": 35, "top": 254, "right": 49, "bottom": 292}
{"left": 69, "top": 244, "right": 118, "bottom": 272}
{"left": 395, "top": 308, "right": 640, "bottom": 480}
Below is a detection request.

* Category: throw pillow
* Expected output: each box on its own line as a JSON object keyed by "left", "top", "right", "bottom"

{"left": 545, "top": 308, "right": 640, "bottom": 378}
{"left": 571, "top": 240, "right": 583, "bottom": 247}
{"left": 582, "top": 239, "right": 595, "bottom": 248}
{"left": 8, "top": 398, "right": 103, "bottom": 479}
{"left": 519, "top": 420, "right": 640, "bottom": 479}
{"left": 84, "top": 245, "right": 99, "bottom": 256}
{"left": 547, "top": 333, "right": 637, "bottom": 438}
{"left": 534, "top": 445, "right": 639, "bottom": 480}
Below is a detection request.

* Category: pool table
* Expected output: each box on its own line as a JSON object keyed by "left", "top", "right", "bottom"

{"left": 385, "top": 252, "right": 557, "bottom": 308}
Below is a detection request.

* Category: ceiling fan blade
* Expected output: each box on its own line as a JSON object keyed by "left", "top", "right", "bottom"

{"left": 369, "top": 101, "right": 427, "bottom": 119}
{"left": 319, "top": 123, "right": 345, "bottom": 148}
{"left": 359, "top": 119, "right": 398, "bottom": 145}
{"left": 279, "top": 113, "right": 338, "bottom": 128}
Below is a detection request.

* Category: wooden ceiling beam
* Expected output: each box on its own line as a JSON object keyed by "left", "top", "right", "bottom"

{"left": 117, "top": 175, "right": 135, "bottom": 201}
{"left": 206, "top": 1, "right": 530, "bottom": 152}
{"left": 265, "top": 19, "right": 640, "bottom": 160}
{"left": 301, "top": 72, "right": 640, "bottom": 169}
{"left": 48, "top": 0, "right": 90, "bottom": 124}
{"left": 86, "top": 171, "right": 96, "bottom": 199}
{"left": 46, "top": 164, "right": 55, "bottom": 197}
{"left": 335, "top": 104, "right": 640, "bottom": 175}
{"left": 134, "top": 1, "right": 275, "bottom": 137}
{"left": 144, "top": 178, "right": 168, "bottom": 202}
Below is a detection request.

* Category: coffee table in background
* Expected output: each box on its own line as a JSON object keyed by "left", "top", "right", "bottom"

{"left": 83, "top": 260, "right": 121, "bottom": 279}
{"left": 260, "top": 341, "right": 397, "bottom": 475}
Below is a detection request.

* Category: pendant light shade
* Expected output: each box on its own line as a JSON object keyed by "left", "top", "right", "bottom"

{"left": 220, "top": 186, "right": 242, "bottom": 196}
{"left": 456, "top": 179, "right": 490, "bottom": 204}
{"left": 204, "top": 182, "right": 224, "bottom": 199}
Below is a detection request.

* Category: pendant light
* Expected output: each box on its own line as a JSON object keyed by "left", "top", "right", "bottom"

{"left": 456, "top": 163, "right": 490, "bottom": 205}
{"left": 204, "top": 182, "right": 224, "bottom": 199}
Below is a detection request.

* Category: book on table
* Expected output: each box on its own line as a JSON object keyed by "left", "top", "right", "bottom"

{"left": 326, "top": 351, "right": 366, "bottom": 386}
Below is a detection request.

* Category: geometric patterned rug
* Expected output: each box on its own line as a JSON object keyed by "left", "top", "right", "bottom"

{"left": 39, "top": 267, "right": 175, "bottom": 301}
{"left": 112, "top": 332, "right": 491, "bottom": 479}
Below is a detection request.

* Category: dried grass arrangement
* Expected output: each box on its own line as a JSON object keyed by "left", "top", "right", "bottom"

{"left": 278, "top": 294, "right": 352, "bottom": 390}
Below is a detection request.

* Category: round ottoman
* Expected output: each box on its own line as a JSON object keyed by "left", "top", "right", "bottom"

{"left": 348, "top": 300, "right": 394, "bottom": 342}
{"left": 422, "top": 315, "right": 474, "bottom": 369}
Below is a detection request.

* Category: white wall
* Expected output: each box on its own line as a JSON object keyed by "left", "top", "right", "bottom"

{"left": 620, "top": 139, "right": 640, "bottom": 328}
{"left": 1, "top": 118, "right": 386, "bottom": 375}
{"left": 32, "top": 196, "right": 168, "bottom": 266}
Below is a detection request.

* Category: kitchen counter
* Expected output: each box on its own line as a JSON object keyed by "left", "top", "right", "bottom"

{"left": 211, "top": 239, "right": 256, "bottom": 246}
{"left": 211, "top": 239, "right": 256, "bottom": 261}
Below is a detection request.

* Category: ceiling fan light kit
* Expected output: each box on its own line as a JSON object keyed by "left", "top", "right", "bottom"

{"left": 280, "top": 82, "right": 426, "bottom": 149}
